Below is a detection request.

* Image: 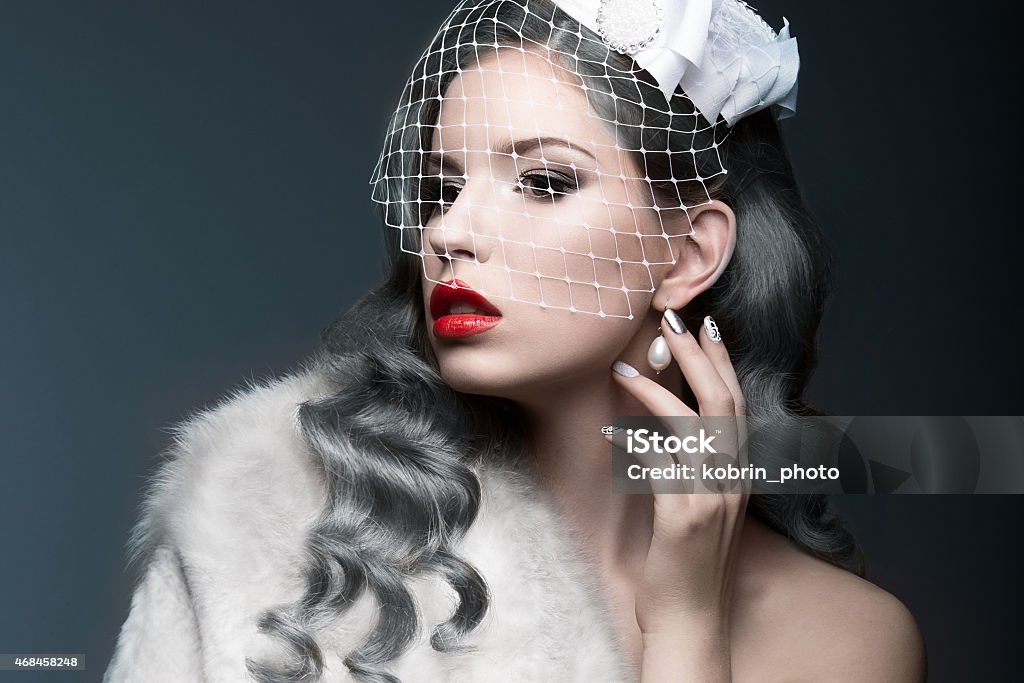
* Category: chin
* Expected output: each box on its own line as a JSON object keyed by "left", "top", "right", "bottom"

{"left": 434, "top": 344, "right": 604, "bottom": 403}
{"left": 433, "top": 343, "right": 549, "bottom": 401}
{"left": 435, "top": 354, "right": 516, "bottom": 398}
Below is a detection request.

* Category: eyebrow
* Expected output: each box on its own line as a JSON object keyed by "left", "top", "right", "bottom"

{"left": 496, "top": 136, "right": 597, "bottom": 163}
{"left": 423, "top": 136, "right": 597, "bottom": 172}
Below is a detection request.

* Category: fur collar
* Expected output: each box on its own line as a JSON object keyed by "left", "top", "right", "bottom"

{"left": 105, "top": 368, "right": 632, "bottom": 681}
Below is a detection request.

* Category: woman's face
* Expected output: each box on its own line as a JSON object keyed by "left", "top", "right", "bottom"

{"left": 420, "top": 47, "right": 685, "bottom": 400}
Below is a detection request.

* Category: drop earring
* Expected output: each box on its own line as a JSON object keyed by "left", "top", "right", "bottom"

{"left": 647, "top": 297, "right": 673, "bottom": 374}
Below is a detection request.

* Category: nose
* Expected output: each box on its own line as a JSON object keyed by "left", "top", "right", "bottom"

{"left": 425, "top": 183, "right": 497, "bottom": 267}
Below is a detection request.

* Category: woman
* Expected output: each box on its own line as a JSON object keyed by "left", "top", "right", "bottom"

{"left": 106, "top": 0, "right": 926, "bottom": 680}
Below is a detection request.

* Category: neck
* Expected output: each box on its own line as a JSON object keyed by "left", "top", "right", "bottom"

{"left": 517, "top": 349, "right": 683, "bottom": 574}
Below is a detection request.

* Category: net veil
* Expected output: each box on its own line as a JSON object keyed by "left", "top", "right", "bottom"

{"left": 369, "top": 0, "right": 789, "bottom": 320}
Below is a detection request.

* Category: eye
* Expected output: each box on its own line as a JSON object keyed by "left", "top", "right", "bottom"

{"left": 439, "top": 181, "right": 462, "bottom": 210}
{"left": 517, "top": 171, "right": 579, "bottom": 199}
{"left": 417, "top": 175, "right": 464, "bottom": 220}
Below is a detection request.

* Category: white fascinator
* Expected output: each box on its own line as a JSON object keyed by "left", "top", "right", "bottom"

{"left": 556, "top": 0, "right": 799, "bottom": 125}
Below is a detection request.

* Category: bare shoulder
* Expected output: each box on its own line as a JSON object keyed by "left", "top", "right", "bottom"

{"left": 732, "top": 518, "right": 927, "bottom": 682}
{"left": 782, "top": 556, "right": 926, "bottom": 681}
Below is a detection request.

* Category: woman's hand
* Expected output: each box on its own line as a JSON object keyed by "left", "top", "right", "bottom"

{"left": 609, "top": 312, "right": 749, "bottom": 681}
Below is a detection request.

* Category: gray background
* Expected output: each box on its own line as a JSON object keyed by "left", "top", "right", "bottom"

{"left": 2, "top": 1, "right": 1021, "bottom": 680}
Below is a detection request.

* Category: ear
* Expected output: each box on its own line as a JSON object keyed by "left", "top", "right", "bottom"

{"left": 654, "top": 200, "right": 737, "bottom": 310}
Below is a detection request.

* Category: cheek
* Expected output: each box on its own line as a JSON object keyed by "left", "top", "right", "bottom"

{"left": 541, "top": 201, "right": 665, "bottom": 319}
{"left": 420, "top": 200, "right": 662, "bottom": 320}
{"left": 512, "top": 312, "right": 644, "bottom": 387}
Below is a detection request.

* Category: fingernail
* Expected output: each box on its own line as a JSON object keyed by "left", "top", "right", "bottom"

{"left": 601, "top": 425, "right": 623, "bottom": 435}
{"left": 664, "top": 309, "right": 686, "bottom": 335}
{"left": 612, "top": 361, "right": 639, "bottom": 377}
{"left": 703, "top": 315, "right": 722, "bottom": 343}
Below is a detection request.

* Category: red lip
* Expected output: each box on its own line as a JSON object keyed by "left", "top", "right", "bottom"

{"left": 429, "top": 278, "right": 503, "bottom": 339}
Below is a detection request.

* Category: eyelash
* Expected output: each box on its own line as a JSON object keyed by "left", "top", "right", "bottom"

{"left": 419, "top": 171, "right": 580, "bottom": 217}
{"left": 518, "top": 171, "right": 579, "bottom": 199}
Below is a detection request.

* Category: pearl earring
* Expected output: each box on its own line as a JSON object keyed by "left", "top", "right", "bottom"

{"left": 647, "top": 298, "right": 672, "bottom": 374}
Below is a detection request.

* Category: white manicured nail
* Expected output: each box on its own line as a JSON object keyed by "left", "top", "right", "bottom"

{"left": 612, "top": 361, "right": 639, "bottom": 377}
{"left": 703, "top": 316, "right": 722, "bottom": 343}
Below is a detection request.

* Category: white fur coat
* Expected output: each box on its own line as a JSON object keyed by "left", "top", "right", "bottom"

{"left": 104, "top": 368, "right": 632, "bottom": 682}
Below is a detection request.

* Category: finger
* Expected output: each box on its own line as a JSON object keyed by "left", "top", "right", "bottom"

{"left": 662, "top": 311, "right": 747, "bottom": 477}
{"left": 695, "top": 317, "right": 751, "bottom": 474}
{"left": 660, "top": 311, "right": 735, "bottom": 418}
{"left": 611, "top": 364, "right": 725, "bottom": 498}
{"left": 611, "top": 361, "right": 698, "bottom": 422}
{"left": 697, "top": 315, "right": 746, "bottom": 418}
{"left": 608, "top": 363, "right": 700, "bottom": 484}
{"left": 659, "top": 312, "right": 741, "bottom": 476}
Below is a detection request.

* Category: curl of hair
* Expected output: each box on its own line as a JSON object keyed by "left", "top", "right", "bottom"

{"left": 248, "top": 1, "right": 863, "bottom": 680}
